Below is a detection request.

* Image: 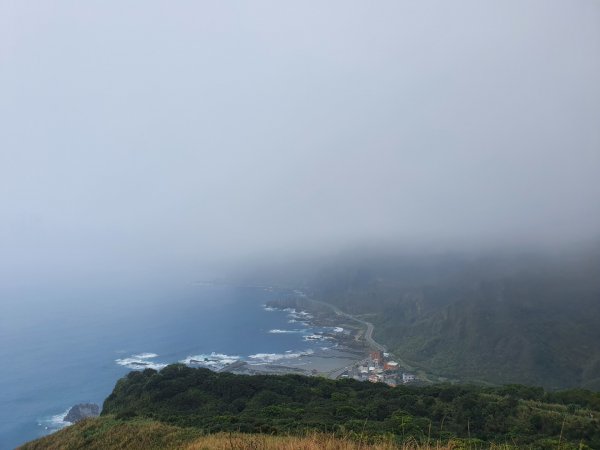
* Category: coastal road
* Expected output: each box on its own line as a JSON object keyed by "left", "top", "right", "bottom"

{"left": 327, "top": 358, "right": 369, "bottom": 380}
{"left": 307, "top": 296, "right": 425, "bottom": 382}
{"left": 312, "top": 296, "right": 386, "bottom": 380}
{"left": 308, "top": 298, "right": 387, "bottom": 352}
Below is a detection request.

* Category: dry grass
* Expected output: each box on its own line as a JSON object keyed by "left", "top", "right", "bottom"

{"left": 19, "top": 416, "right": 515, "bottom": 450}
{"left": 185, "top": 433, "right": 443, "bottom": 450}
{"left": 19, "top": 418, "right": 199, "bottom": 450}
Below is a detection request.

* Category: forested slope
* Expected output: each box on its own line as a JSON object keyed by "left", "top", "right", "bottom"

{"left": 88, "top": 366, "right": 600, "bottom": 447}
{"left": 308, "top": 247, "right": 600, "bottom": 388}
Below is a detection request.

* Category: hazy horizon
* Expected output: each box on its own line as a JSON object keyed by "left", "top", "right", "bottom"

{"left": 2, "top": 1, "right": 599, "bottom": 283}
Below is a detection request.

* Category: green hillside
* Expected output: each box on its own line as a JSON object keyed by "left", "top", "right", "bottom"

{"left": 307, "top": 248, "right": 600, "bottom": 388}
{"left": 24, "top": 365, "right": 600, "bottom": 449}
{"left": 20, "top": 417, "right": 421, "bottom": 450}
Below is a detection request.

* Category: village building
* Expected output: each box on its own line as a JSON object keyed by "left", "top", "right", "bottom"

{"left": 370, "top": 350, "right": 384, "bottom": 363}
{"left": 384, "top": 361, "right": 399, "bottom": 371}
{"left": 402, "top": 373, "right": 416, "bottom": 383}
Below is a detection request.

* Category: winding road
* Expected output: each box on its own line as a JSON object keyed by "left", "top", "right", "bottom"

{"left": 308, "top": 299, "right": 387, "bottom": 352}
{"left": 309, "top": 297, "right": 388, "bottom": 379}
{"left": 308, "top": 296, "right": 423, "bottom": 382}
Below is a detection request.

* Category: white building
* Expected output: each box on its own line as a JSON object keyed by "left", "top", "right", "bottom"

{"left": 402, "top": 373, "right": 416, "bottom": 383}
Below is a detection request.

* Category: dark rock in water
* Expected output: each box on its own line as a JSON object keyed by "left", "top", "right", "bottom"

{"left": 64, "top": 403, "right": 100, "bottom": 423}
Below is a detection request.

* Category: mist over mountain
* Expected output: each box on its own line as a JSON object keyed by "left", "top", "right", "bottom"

{"left": 229, "top": 243, "right": 600, "bottom": 389}
{"left": 3, "top": 2, "right": 600, "bottom": 448}
{"left": 1, "top": 0, "right": 599, "bottom": 287}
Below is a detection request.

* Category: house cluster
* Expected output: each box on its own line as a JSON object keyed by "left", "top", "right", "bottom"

{"left": 342, "top": 350, "right": 417, "bottom": 387}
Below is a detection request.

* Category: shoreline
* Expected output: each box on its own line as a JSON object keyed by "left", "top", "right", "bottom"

{"left": 238, "top": 297, "right": 371, "bottom": 378}
{"left": 258, "top": 293, "right": 422, "bottom": 385}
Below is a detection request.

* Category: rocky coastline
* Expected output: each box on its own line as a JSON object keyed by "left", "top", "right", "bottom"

{"left": 64, "top": 403, "right": 100, "bottom": 423}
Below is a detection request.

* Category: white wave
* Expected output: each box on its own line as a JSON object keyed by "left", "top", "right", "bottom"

{"left": 181, "top": 352, "right": 239, "bottom": 368}
{"left": 332, "top": 327, "right": 344, "bottom": 333}
{"left": 288, "top": 319, "right": 310, "bottom": 326}
{"left": 288, "top": 312, "right": 313, "bottom": 320}
{"left": 248, "top": 349, "right": 314, "bottom": 363}
{"left": 268, "top": 329, "right": 306, "bottom": 334}
{"left": 115, "top": 353, "right": 167, "bottom": 370}
{"left": 263, "top": 305, "right": 276, "bottom": 311}
{"left": 132, "top": 352, "right": 159, "bottom": 359}
{"left": 37, "top": 408, "right": 71, "bottom": 431}
{"left": 303, "top": 334, "right": 332, "bottom": 342}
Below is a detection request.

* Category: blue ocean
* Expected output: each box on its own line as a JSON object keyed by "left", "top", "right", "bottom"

{"left": 0, "top": 282, "right": 330, "bottom": 450}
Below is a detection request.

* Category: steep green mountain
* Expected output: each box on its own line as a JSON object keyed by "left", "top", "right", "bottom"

{"left": 299, "top": 246, "right": 600, "bottom": 389}
{"left": 21, "top": 365, "right": 600, "bottom": 449}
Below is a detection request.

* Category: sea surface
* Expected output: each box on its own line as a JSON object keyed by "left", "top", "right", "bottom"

{"left": 0, "top": 282, "right": 338, "bottom": 450}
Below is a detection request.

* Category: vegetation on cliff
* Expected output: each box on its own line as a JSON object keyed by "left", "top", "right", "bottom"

{"left": 25, "top": 365, "right": 593, "bottom": 448}
{"left": 19, "top": 417, "right": 461, "bottom": 450}
{"left": 299, "top": 248, "right": 600, "bottom": 389}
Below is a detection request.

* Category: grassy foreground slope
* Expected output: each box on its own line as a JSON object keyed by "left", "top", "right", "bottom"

{"left": 18, "top": 417, "right": 453, "bottom": 450}
{"left": 23, "top": 364, "right": 600, "bottom": 449}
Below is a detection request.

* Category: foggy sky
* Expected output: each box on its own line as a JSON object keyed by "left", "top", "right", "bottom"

{"left": 1, "top": 1, "right": 599, "bottom": 279}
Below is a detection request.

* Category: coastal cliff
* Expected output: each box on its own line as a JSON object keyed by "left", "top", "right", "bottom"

{"left": 19, "top": 364, "right": 600, "bottom": 449}
{"left": 64, "top": 403, "right": 100, "bottom": 423}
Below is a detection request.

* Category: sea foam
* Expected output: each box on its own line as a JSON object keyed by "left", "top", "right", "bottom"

{"left": 180, "top": 352, "right": 239, "bottom": 369}
{"left": 248, "top": 349, "right": 314, "bottom": 363}
{"left": 268, "top": 329, "right": 306, "bottom": 334}
{"left": 303, "top": 334, "right": 332, "bottom": 342}
{"left": 115, "top": 353, "right": 167, "bottom": 370}
{"left": 37, "top": 409, "right": 70, "bottom": 431}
